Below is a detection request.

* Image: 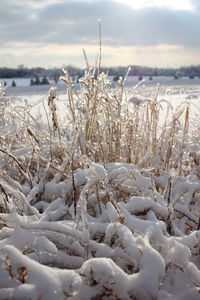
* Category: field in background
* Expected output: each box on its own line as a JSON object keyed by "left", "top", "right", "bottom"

{"left": 1, "top": 75, "right": 200, "bottom": 96}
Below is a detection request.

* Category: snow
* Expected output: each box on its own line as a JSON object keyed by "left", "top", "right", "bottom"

{"left": 1, "top": 76, "right": 200, "bottom": 299}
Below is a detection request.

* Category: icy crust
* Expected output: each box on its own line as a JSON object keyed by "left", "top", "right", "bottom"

{"left": 1, "top": 162, "right": 200, "bottom": 299}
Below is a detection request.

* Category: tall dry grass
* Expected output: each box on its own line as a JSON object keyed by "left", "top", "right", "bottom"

{"left": 0, "top": 62, "right": 194, "bottom": 182}
{"left": 0, "top": 31, "right": 198, "bottom": 225}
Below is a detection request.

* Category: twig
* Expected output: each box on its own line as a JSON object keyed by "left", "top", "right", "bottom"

{"left": 0, "top": 148, "right": 32, "bottom": 187}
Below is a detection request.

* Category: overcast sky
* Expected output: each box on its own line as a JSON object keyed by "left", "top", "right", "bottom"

{"left": 0, "top": 0, "right": 200, "bottom": 68}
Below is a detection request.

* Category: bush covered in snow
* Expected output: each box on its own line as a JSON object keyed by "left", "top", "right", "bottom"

{"left": 0, "top": 61, "right": 200, "bottom": 299}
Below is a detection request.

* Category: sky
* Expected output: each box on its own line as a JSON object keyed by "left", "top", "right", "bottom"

{"left": 0, "top": 0, "right": 200, "bottom": 68}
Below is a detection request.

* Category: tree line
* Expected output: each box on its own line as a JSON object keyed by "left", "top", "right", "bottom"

{"left": 1, "top": 65, "right": 200, "bottom": 80}
{"left": 0, "top": 66, "right": 83, "bottom": 83}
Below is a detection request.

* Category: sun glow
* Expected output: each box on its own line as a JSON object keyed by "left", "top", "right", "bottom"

{"left": 115, "top": 0, "right": 194, "bottom": 11}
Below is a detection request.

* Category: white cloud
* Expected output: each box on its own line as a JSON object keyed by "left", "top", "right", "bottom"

{"left": 0, "top": 0, "right": 200, "bottom": 67}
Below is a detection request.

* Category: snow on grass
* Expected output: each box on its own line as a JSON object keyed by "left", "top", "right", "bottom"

{"left": 1, "top": 72, "right": 200, "bottom": 299}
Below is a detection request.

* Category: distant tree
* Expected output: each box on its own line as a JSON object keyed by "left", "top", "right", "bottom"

{"left": 189, "top": 74, "right": 195, "bottom": 79}
{"left": 176, "top": 71, "right": 183, "bottom": 78}
{"left": 34, "top": 75, "right": 41, "bottom": 85}
{"left": 52, "top": 73, "right": 60, "bottom": 84}
{"left": 152, "top": 68, "right": 158, "bottom": 76}
{"left": 113, "top": 75, "right": 120, "bottom": 81}
{"left": 30, "top": 78, "right": 35, "bottom": 86}
{"left": 50, "top": 69, "right": 61, "bottom": 84}
{"left": 11, "top": 80, "right": 16, "bottom": 87}
{"left": 41, "top": 76, "right": 49, "bottom": 85}
{"left": 138, "top": 75, "right": 143, "bottom": 81}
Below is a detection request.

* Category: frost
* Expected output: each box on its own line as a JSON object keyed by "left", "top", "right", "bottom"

{"left": 1, "top": 69, "right": 200, "bottom": 299}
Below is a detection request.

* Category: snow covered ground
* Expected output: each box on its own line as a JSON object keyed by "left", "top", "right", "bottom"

{"left": 0, "top": 75, "right": 200, "bottom": 299}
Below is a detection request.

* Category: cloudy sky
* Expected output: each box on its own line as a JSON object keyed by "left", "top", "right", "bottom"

{"left": 0, "top": 0, "right": 200, "bottom": 68}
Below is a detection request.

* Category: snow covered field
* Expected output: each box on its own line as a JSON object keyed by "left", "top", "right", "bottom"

{"left": 3, "top": 75, "right": 200, "bottom": 97}
{"left": 0, "top": 73, "right": 200, "bottom": 299}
